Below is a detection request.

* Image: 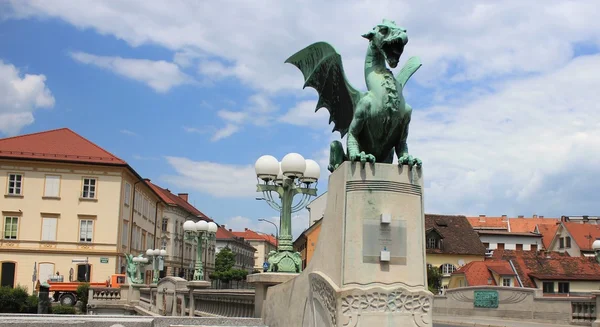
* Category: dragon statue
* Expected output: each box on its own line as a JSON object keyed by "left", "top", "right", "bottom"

{"left": 286, "top": 19, "right": 422, "bottom": 172}
{"left": 125, "top": 253, "right": 144, "bottom": 284}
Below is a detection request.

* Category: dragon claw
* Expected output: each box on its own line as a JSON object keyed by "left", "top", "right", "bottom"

{"left": 350, "top": 152, "right": 376, "bottom": 165}
{"left": 399, "top": 154, "right": 422, "bottom": 169}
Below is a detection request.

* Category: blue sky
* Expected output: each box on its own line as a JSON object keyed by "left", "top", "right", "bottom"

{"left": 1, "top": 1, "right": 599, "bottom": 239}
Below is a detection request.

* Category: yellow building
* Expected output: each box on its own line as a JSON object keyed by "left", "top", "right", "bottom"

{"left": 293, "top": 218, "right": 322, "bottom": 269}
{"left": 0, "top": 128, "right": 167, "bottom": 289}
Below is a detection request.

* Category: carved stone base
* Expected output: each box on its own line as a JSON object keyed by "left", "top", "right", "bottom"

{"left": 267, "top": 250, "right": 302, "bottom": 273}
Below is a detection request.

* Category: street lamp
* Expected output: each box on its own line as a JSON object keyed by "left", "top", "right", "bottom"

{"left": 254, "top": 153, "right": 320, "bottom": 273}
{"left": 258, "top": 218, "right": 279, "bottom": 243}
{"left": 183, "top": 220, "right": 218, "bottom": 281}
{"left": 144, "top": 248, "right": 167, "bottom": 284}
{"left": 593, "top": 240, "right": 600, "bottom": 263}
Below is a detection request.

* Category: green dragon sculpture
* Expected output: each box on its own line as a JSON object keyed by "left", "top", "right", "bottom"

{"left": 286, "top": 19, "right": 422, "bottom": 172}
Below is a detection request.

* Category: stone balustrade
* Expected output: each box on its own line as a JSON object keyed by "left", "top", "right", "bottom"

{"left": 189, "top": 289, "right": 254, "bottom": 317}
{"left": 572, "top": 299, "right": 596, "bottom": 324}
{"left": 90, "top": 287, "right": 121, "bottom": 301}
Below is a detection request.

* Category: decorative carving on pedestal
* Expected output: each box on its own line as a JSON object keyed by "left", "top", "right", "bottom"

{"left": 449, "top": 289, "right": 528, "bottom": 305}
{"left": 309, "top": 273, "right": 338, "bottom": 327}
{"left": 340, "top": 288, "right": 432, "bottom": 327}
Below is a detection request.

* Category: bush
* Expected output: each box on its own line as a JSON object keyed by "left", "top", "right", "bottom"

{"left": 0, "top": 285, "right": 30, "bottom": 313}
{"left": 22, "top": 295, "right": 38, "bottom": 313}
{"left": 76, "top": 283, "right": 90, "bottom": 313}
{"left": 52, "top": 305, "right": 76, "bottom": 314}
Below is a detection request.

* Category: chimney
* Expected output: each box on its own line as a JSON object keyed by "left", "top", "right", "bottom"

{"left": 144, "top": 178, "right": 151, "bottom": 182}
{"left": 533, "top": 214, "right": 538, "bottom": 218}
{"left": 518, "top": 215, "right": 524, "bottom": 218}
{"left": 245, "top": 228, "right": 249, "bottom": 231}
{"left": 178, "top": 193, "right": 189, "bottom": 202}
{"left": 539, "top": 215, "right": 544, "bottom": 219}
{"left": 229, "top": 229, "right": 232, "bottom": 232}
{"left": 479, "top": 214, "right": 486, "bottom": 222}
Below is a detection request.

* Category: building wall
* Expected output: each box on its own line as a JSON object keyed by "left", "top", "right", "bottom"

{"left": 549, "top": 227, "right": 580, "bottom": 257}
{"left": 305, "top": 222, "right": 322, "bottom": 266}
{"left": 479, "top": 235, "right": 543, "bottom": 251}
{"left": 307, "top": 193, "right": 327, "bottom": 226}
{"left": 426, "top": 254, "right": 485, "bottom": 287}
{"left": 248, "top": 240, "right": 276, "bottom": 271}
{"left": 532, "top": 278, "right": 600, "bottom": 294}
{"left": 215, "top": 239, "right": 255, "bottom": 273}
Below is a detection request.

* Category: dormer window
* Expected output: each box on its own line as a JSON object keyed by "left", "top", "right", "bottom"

{"left": 427, "top": 237, "right": 438, "bottom": 249}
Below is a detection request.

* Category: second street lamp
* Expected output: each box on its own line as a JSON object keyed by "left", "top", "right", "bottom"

{"left": 254, "top": 152, "right": 320, "bottom": 273}
{"left": 183, "top": 220, "right": 217, "bottom": 281}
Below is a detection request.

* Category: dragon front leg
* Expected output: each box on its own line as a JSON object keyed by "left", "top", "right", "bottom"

{"left": 328, "top": 140, "right": 347, "bottom": 172}
{"left": 395, "top": 105, "right": 422, "bottom": 168}
{"left": 347, "top": 97, "right": 376, "bottom": 165}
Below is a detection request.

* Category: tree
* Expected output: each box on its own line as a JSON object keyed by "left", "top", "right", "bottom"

{"left": 427, "top": 266, "right": 442, "bottom": 294}
{"left": 215, "top": 247, "right": 236, "bottom": 273}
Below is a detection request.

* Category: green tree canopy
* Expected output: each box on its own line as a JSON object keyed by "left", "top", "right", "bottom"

{"left": 215, "top": 247, "right": 236, "bottom": 273}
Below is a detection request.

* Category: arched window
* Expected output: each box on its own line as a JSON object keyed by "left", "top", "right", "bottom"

{"left": 440, "top": 263, "right": 457, "bottom": 275}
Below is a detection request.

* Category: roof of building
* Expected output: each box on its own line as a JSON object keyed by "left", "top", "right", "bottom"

{"left": 476, "top": 230, "right": 542, "bottom": 237}
{"left": 216, "top": 226, "right": 256, "bottom": 250}
{"left": 492, "top": 250, "right": 600, "bottom": 287}
{"left": 467, "top": 216, "right": 509, "bottom": 230}
{"left": 232, "top": 228, "right": 277, "bottom": 247}
{"left": 559, "top": 222, "right": 600, "bottom": 252}
{"left": 425, "top": 214, "right": 487, "bottom": 256}
{"left": 453, "top": 260, "right": 518, "bottom": 286}
{"left": 145, "top": 180, "right": 210, "bottom": 221}
{"left": 0, "top": 128, "right": 127, "bottom": 165}
{"left": 509, "top": 217, "right": 560, "bottom": 233}
{"left": 537, "top": 223, "right": 560, "bottom": 249}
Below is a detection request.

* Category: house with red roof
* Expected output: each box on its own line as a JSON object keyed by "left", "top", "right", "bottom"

{"left": 231, "top": 228, "right": 277, "bottom": 272}
{"left": 548, "top": 222, "right": 600, "bottom": 257}
{"left": 448, "top": 260, "right": 519, "bottom": 289}
{"left": 0, "top": 128, "right": 171, "bottom": 288}
{"left": 145, "top": 180, "right": 215, "bottom": 279}
{"left": 215, "top": 226, "right": 256, "bottom": 273}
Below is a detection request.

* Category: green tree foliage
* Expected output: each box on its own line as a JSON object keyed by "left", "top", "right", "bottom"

{"left": 76, "top": 283, "right": 90, "bottom": 313}
{"left": 215, "top": 247, "right": 236, "bottom": 273}
{"left": 0, "top": 285, "right": 37, "bottom": 313}
{"left": 427, "top": 266, "right": 442, "bottom": 294}
{"left": 52, "top": 305, "right": 76, "bottom": 314}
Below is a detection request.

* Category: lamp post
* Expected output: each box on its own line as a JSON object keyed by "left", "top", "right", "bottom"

{"left": 145, "top": 248, "right": 167, "bottom": 284}
{"left": 254, "top": 153, "right": 320, "bottom": 273}
{"left": 183, "top": 220, "right": 218, "bottom": 281}
{"left": 258, "top": 218, "right": 279, "bottom": 244}
{"left": 593, "top": 240, "right": 600, "bottom": 263}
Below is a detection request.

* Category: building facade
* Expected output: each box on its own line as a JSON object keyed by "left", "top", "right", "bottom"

{"left": 293, "top": 218, "right": 322, "bottom": 270}
{"left": 0, "top": 128, "right": 166, "bottom": 288}
{"left": 215, "top": 226, "right": 256, "bottom": 273}
{"left": 231, "top": 228, "right": 277, "bottom": 272}
{"left": 146, "top": 181, "right": 216, "bottom": 280}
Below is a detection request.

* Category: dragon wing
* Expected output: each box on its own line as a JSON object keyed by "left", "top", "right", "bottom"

{"left": 285, "top": 42, "right": 363, "bottom": 138}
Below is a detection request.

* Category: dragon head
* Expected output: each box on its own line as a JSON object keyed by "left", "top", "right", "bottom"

{"left": 362, "top": 19, "right": 408, "bottom": 68}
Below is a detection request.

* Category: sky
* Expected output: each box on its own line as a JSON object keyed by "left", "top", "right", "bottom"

{"left": 1, "top": 1, "right": 599, "bottom": 240}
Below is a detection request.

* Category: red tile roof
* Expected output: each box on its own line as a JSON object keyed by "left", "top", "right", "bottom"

{"left": 426, "top": 214, "right": 486, "bottom": 255}
{"left": 216, "top": 226, "right": 237, "bottom": 239}
{"left": 453, "top": 261, "right": 495, "bottom": 286}
{"left": 145, "top": 180, "right": 211, "bottom": 221}
{"left": 232, "top": 228, "right": 277, "bottom": 247}
{"left": 486, "top": 262, "right": 517, "bottom": 276}
{"left": 537, "top": 223, "right": 560, "bottom": 249}
{"left": 561, "top": 222, "right": 600, "bottom": 252}
{"left": 492, "top": 250, "right": 600, "bottom": 287}
{"left": 0, "top": 128, "right": 126, "bottom": 165}
{"left": 467, "top": 216, "right": 508, "bottom": 230}
{"left": 509, "top": 217, "right": 560, "bottom": 233}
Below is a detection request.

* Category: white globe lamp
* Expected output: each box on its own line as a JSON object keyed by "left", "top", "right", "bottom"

{"left": 300, "top": 159, "right": 320, "bottom": 183}
{"left": 207, "top": 222, "right": 218, "bottom": 233}
{"left": 593, "top": 240, "right": 600, "bottom": 251}
{"left": 183, "top": 220, "right": 196, "bottom": 232}
{"left": 255, "top": 155, "right": 280, "bottom": 181}
{"left": 159, "top": 249, "right": 167, "bottom": 256}
{"left": 146, "top": 249, "right": 154, "bottom": 256}
{"left": 281, "top": 153, "right": 306, "bottom": 179}
{"left": 196, "top": 220, "right": 208, "bottom": 231}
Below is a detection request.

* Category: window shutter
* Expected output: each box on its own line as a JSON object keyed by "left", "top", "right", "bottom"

{"left": 45, "top": 176, "right": 60, "bottom": 197}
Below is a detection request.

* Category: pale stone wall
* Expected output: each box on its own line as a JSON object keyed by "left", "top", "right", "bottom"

{"left": 479, "top": 234, "right": 542, "bottom": 251}
{"left": 434, "top": 286, "right": 586, "bottom": 325}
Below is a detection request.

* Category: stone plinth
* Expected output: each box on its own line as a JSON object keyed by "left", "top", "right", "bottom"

{"left": 262, "top": 162, "right": 433, "bottom": 327}
{"left": 187, "top": 280, "right": 210, "bottom": 317}
{"left": 247, "top": 272, "right": 298, "bottom": 318}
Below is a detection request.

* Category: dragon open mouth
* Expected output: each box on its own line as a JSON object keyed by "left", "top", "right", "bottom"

{"left": 382, "top": 39, "right": 404, "bottom": 68}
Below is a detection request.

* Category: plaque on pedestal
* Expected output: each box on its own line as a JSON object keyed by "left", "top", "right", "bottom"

{"left": 362, "top": 219, "right": 407, "bottom": 264}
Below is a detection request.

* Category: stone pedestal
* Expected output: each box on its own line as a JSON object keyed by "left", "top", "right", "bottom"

{"left": 247, "top": 272, "right": 298, "bottom": 318}
{"left": 262, "top": 162, "right": 433, "bottom": 327}
{"left": 592, "top": 291, "right": 600, "bottom": 327}
{"left": 187, "top": 280, "right": 210, "bottom": 317}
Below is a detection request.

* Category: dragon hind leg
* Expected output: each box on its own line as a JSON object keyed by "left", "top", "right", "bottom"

{"left": 328, "top": 140, "right": 346, "bottom": 172}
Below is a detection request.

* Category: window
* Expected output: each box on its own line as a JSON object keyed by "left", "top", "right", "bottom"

{"left": 558, "top": 282, "right": 570, "bottom": 294}
{"left": 124, "top": 183, "right": 131, "bottom": 206}
{"left": 426, "top": 238, "right": 437, "bottom": 249}
{"left": 3, "top": 217, "right": 18, "bottom": 239}
{"left": 122, "top": 221, "right": 129, "bottom": 246}
{"left": 41, "top": 217, "right": 57, "bottom": 241}
{"left": 531, "top": 244, "right": 538, "bottom": 251}
{"left": 559, "top": 237, "right": 564, "bottom": 249}
{"left": 497, "top": 243, "right": 505, "bottom": 250}
{"left": 146, "top": 233, "right": 153, "bottom": 250}
{"left": 79, "top": 220, "right": 93, "bottom": 242}
{"left": 161, "top": 239, "right": 167, "bottom": 251}
{"left": 82, "top": 178, "right": 97, "bottom": 199}
{"left": 43, "top": 175, "right": 60, "bottom": 197}
{"left": 38, "top": 263, "right": 55, "bottom": 282}
{"left": 565, "top": 237, "right": 571, "bottom": 248}
{"left": 502, "top": 278, "right": 512, "bottom": 287}
{"left": 440, "top": 263, "right": 456, "bottom": 275}
{"left": 516, "top": 244, "right": 523, "bottom": 251}
{"left": 162, "top": 218, "right": 168, "bottom": 232}
{"left": 7, "top": 174, "right": 23, "bottom": 195}
{"left": 543, "top": 281, "right": 554, "bottom": 293}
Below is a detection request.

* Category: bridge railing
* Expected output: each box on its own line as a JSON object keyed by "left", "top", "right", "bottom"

{"left": 187, "top": 289, "right": 254, "bottom": 317}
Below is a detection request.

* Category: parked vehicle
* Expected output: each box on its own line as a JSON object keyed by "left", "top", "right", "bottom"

{"left": 41, "top": 274, "right": 125, "bottom": 306}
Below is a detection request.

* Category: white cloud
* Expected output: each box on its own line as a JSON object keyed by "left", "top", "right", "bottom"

{"left": 218, "top": 211, "right": 309, "bottom": 241}
{"left": 120, "top": 129, "right": 137, "bottom": 136}
{"left": 7, "top": 1, "right": 600, "bottom": 94}
{"left": 162, "top": 156, "right": 256, "bottom": 198}
{"left": 209, "top": 93, "right": 277, "bottom": 141}
{"left": 279, "top": 100, "right": 331, "bottom": 129}
{"left": 69, "top": 51, "right": 194, "bottom": 93}
{"left": 211, "top": 123, "right": 240, "bottom": 141}
{"left": 0, "top": 60, "right": 55, "bottom": 135}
